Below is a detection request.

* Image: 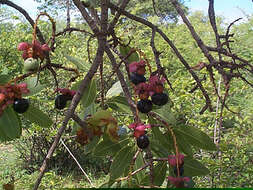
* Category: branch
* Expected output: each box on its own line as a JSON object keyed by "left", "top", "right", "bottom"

{"left": 108, "top": 2, "right": 213, "bottom": 114}
{"left": 71, "top": 113, "right": 93, "bottom": 139}
{"left": 33, "top": 34, "right": 106, "bottom": 190}
{"left": 108, "top": 0, "right": 130, "bottom": 33}
{"left": 150, "top": 29, "right": 174, "bottom": 91}
{"left": 73, "top": 0, "right": 100, "bottom": 35}
{"left": 55, "top": 27, "right": 93, "bottom": 37}
{"left": 105, "top": 46, "right": 138, "bottom": 120}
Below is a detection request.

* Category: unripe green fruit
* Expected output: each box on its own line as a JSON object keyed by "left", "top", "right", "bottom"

{"left": 24, "top": 58, "right": 39, "bottom": 72}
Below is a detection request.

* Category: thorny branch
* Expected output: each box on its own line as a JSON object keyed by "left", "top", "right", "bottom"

{"left": 108, "top": 1, "right": 213, "bottom": 114}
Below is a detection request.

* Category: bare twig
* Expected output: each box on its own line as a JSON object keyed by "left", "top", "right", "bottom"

{"left": 60, "top": 139, "right": 94, "bottom": 187}
{"left": 108, "top": 2, "right": 213, "bottom": 114}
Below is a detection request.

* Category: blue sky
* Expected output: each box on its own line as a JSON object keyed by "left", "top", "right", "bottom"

{"left": 185, "top": 0, "right": 253, "bottom": 23}
{"left": 8, "top": 0, "right": 253, "bottom": 22}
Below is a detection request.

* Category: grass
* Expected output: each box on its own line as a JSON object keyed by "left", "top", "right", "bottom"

{"left": 0, "top": 142, "right": 108, "bottom": 190}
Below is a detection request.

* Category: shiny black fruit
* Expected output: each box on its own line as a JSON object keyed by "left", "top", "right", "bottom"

{"left": 151, "top": 93, "right": 168, "bottom": 106}
{"left": 174, "top": 166, "right": 184, "bottom": 176}
{"left": 55, "top": 95, "right": 71, "bottom": 110}
{"left": 137, "top": 99, "right": 152, "bottom": 113}
{"left": 137, "top": 135, "right": 150, "bottom": 149}
{"left": 13, "top": 98, "right": 29, "bottom": 113}
{"left": 130, "top": 73, "right": 146, "bottom": 85}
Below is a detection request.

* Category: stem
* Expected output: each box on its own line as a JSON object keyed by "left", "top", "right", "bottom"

{"left": 60, "top": 139, "right": 94, "bottom": 187}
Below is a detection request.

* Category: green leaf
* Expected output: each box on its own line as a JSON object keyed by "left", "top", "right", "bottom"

{"left": 88, "top": 110, "right": 112, "bottom": 126}
{"left": 184, "top": 157, "right": 210, "bottom": 176}
{"left": 107, "top": 96, "right": 132, "bottom": 114}
{"left": 119, "top": 45, "right": 139, "bottom": 63}
{"left": 65, "top": 55, "right": 89, "bottom": 70}
{"left": 0, "top": 125, "right": 12, "bottom": 142}
{"left": 106, "top": 81, "right": 123, "bottom": 98}
{"left": 24, "top": 76, "right": 45, "bottom": 96}
{"left": 110, "top": 145, "right": 135, "bottom": 181}
{"left": 152, "top": 103, "right": 176, "bottom": 125}
{"left": 82, "top": 79, "right": 96, "bottom": 107}
{"left": 93, "top": 135, "right": 121, "bottom": 157}
{"left": 72, "top": 79, "right": 97, "bottom": 107}
{"left": 133, "top": 152, "right": 145, "bottom": 183}
{"left": 167, "top": 130, "right": 193, "bottom": 156}
{"left": 151, "top": 127, "right": 173, "bottom": 151}
{"left": 84, "top": 136, "right": 100, "bottom": 154}
{"left": 0, "top": 106, "right": 21, "bottom": 140}
{"left": 140, "top": 162, "right": 167, "bottom": 186}
{"left": 23, "top": 104, "right": 53, "bottom": 128}
{"left": 150, "top": 138, "right": 170, "bottom": 157}
{"left": 175, "top": 125, "right": 217, "bottom": 151}
{"left": 0, "top": 74, "right": 11, "bottom": 85}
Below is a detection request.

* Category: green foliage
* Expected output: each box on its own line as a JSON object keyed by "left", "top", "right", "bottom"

{"left": 109, "top": 145, "right": 135, "bottom": 181}
{"left": 141, "top": 162, "right": 168, "bottom": 186}
{"left": 0, "top": 74, "right": 11, "bottom": 85}
{"left": 175, "top": 125, "right": 217, "bottom": 151}
{"left": 119, "top": 45, "right": 140, "bottom": 63}
{"left": 22, "top": 104, "right": 53, "bottom": 128}
{"left": 0, "top": 106, "right": 21, "bottom": 141}
{"left": 106, "top": 81, "right": 123, "bottom": 99}
{"left": 23, "top": 76, "right": 45, "bottom": 97}
{"left": 72, "top": 78, "right": 97, "bottom": 108}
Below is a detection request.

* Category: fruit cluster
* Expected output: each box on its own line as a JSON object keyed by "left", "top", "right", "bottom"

{"left": 18, "top": 40, "right": 51, "bottom": 73}
{"left": 18, "top": 40, "right": 51, "bottom": 61}
{"left": 129, "top": 60, "right": 168, "bottom": 113}
{"left": 54, "top": 88, "right": 76, "bottom": 110}
{"left": 128, "top": 122, "right": 151, "bottom": 149}
{"left": 0, "top": 83, "right": 30, "bottom": 115}
{"left": 167, "top": 154, "right": 189, "bottom": 188}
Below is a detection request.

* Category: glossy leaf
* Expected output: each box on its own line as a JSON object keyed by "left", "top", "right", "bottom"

{"left": 107, "top": 96, "right": 132, "bottom": 114}
{"left": 140, "top": 162, "right": 167, "bottom": 186}
{"left": 152, "top": 103, "right": 176, "bottom": 125}
{"left": 110, "top": 145, "right": 135, "bottom": 181}
{"left": 133, "top": 152, "right": 146, "bottom": 183}
{"left": 184, "top": 157, "right": 210, "bottom": 176}
{"left": 151, "top": 127, "right": 173, "bottom": 151}
{"left": 175, "top": 125, "right": 217, "bottom": 151}
{"left": 72, "top": 79, "right": 97, "bottom": 107}
{"left": 93, "top": 135, "right": 121, "bottom": 157}
{"left": 106, "top": 81, "right": 123, "bottom": 99}
{"left": 65, "top": 55, "right": 89, "bottom": 70}
{"left": 0, "top": 106, "right": 21, "bottom": 140}
{"left": 23, "top": 104, "right": 53, "bottom": 128}
{"left": 166, "top": 130, "right": 193, "bottom": 156}
{"left": 24, "top": 76, "right": 45, "bottom": 97}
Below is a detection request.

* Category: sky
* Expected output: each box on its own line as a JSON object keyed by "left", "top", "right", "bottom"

{"left": 6, "top": 0, "right": 253, "bottom": 23}
{"left": 185, "top": 0, "right": 253, "bottom": 23}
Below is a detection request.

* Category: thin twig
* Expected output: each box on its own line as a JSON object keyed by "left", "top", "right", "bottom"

{"left": 60, "top": 139, "right": 94, "bottom": 187}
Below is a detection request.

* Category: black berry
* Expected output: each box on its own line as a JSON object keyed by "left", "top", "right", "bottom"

{"left": 130, "top": 73, "right": 146, "bottom": 85}
{"left": 137, "top": 99, "right": 152, "bottom": 113}
{"left": 151, "top": 93, "right": 168, "bottom": 106}
{"left": 137, "top": 135, "right": 149, "bottom": 149}
{"left": 13, "top": 98, "right": 29, "bottom": 113}
{"left": 173, "top": 166, "right": 184, "bottom": 176}
{"left": 55, "top": 95, "right": 70, "bottom": 110}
